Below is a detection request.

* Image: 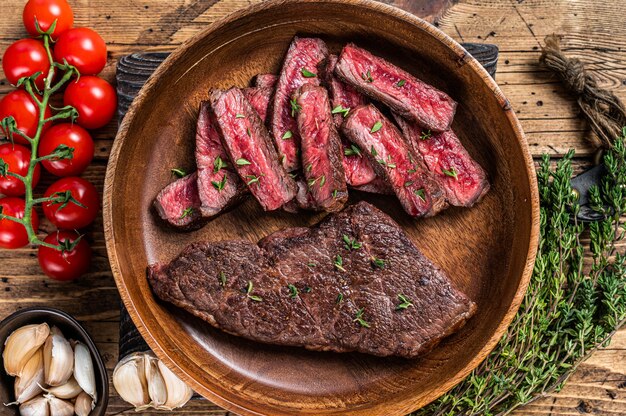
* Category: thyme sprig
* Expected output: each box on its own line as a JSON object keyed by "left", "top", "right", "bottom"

{"left": 418, "top": 128, "right": 626, "bottom": 416}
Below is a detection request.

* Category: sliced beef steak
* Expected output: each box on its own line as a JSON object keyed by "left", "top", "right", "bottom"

{"left": 294, "top": 84, "right": 348, "bottom": 212}
{"left": 195, "top": 102, "right": 246, "bottom": 217}
{"left": 351, "top": 177, "right": 393, "bottom": 195}
{"left": 270, "top": 37, "right": 328, "bottom": 171}
{"left": 335, "top": 44, "right": 457, "bottom": 132}
{"left": 342, "top": 141, "right": 377, "bottom": 186}
{"left": 282, "top": 177, "right": 318, "bottom": 213}
{"left": 394, "top": 116, "right": 490, "bottom": 207}
{"left": 342, "top": 105, "right": 447, "bottom": 217}
{"left": 242, "top": 87, "right": 273, "bottom": 123}
{"left": 254, "top": 73, "right": 278, "bottom": 88}
{"left": 153, "top": 172, "right": 205, "bottom": 230}
{"left": 210, "top": 88, "right": 296, "bottom": 211}
{"left": 148, "top": 201, "right": 476, "bottom": 358}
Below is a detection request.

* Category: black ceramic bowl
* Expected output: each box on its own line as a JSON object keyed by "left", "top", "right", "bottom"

{"left": 0, "top": 307, "right": 108, "bottom": 415}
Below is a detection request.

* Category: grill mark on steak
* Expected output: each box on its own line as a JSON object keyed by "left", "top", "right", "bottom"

{"left": 342, "top": 105, "right": 447, "bottom": 217}
{"left": 147, "top": 201, "right": 477, "bottom": 358}
{"left": 294, "top": 84, "right": 348, "bottom": 212}
{"left": 195, "top": 102, "right": 247, "bottom": 217}
{"left": 335, "top": 44, "right": 457, "bottom": 133}
{"left": 242, "top": 87, "right": 273, "bottom": 123}
{"left": 394, "top": 115, "right": 490, "bottom": 207}
{"left": 254, "top": 73, "right": 278, "bottom": 89}
{"left": 270, "top": 37, "right": 329, "bottom": 171}
{"left": 210, "top": 87, "right": 296, "bottom": 211}
{"left": 153, "top": 172, "right": 206, "bottom": 230}
{"left": 324, "top": 54, "right": 377, "bottom": 188}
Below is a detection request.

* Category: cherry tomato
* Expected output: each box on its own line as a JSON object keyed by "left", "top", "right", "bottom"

{"left": 38, "top": 230, "right": 91, "bottom": 281}
{"left": 0, "top": 197, "right": 39, "bottom": 249}
{"left": 39, "top": 124, "right": 94, "bottom": 177}
{"left": 23, "top": 0, "right": 74, "bottom": 40}
{"left": 63, "top": 76, "right": 116, "bottom": 129}
{"left": 0, "top": 143, "right": 41, "bottom": 196}
{"left": 42, "top": 177, "right": 99, "bottom": 229}
{"left": 0, "top": 90, "right": 53, "bottom": 145}
{"left": 2, "top": 39, "right": 50, "bottom": 90}
{"left": 53, "top": 28, "right": 107, "bottom": 75}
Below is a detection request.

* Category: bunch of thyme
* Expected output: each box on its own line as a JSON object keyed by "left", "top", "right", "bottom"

{"left": 418, "top": 127, "right": 626, "bottom": 416}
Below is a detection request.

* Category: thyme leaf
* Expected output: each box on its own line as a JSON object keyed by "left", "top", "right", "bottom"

{"left": 443, "top": 167, "right": 459, "bottom": 180}
{"left": 343, "top": 234, "right": 362, "bottom": 251}
{"left": 246, "top": 280, "right": 263, "bottom": 302}
{"left": 353, "top": 307, "right": 370, "bottom": 328}
{"left": 344, "top": 144, "right": 362, "bottom": 157}
{"left": 396, "top": 294, "right": 413, "bottom": 310}
{"left": 282, "top": 130, "right": 293, "bottom": 140}
{"left": 331, "top": 105, "right": 350, "bottom": 117}
{"left": 288, "top": 284, "right": 298, "bottom": 299}
{"left": 211, "top": 174, "right": 227, "bottom": 192}
{"left": 171, "top": 168, "right": 186, "bottom": 178}
{"left": 213, "top": 156, "right": 228, "bottom": 173}
{"left": 301, "top": 68, "right": 317, "bottom": 78}
{"left": 334, "top": 254, "right": 346, "bottom": 272}
{"left": 370, "top": 121, "right": 383, "bottom": 133}
{"left": 180, "top": 207, "right": 194, "bottom": 219}
{"left": 236, "top": 158, "right": 251, "bottom": 166}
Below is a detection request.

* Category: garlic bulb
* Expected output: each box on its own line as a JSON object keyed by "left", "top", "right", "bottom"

{"left": 73, "top": 341, "right": 97, "bottom": 402}
{"left": 3, "top": 323, "right": 49, "bottom": 376}
{"left": 12, "top": 348, "right": 44, "bottom": 404}
{"left": 74, "top": 391, "right": 94, "bottom": 416}
{"left": 45, "top": 376, "right": 82, "bottom": 399}
{"left": 112, "top": 353, "right": 150, "bottom": 410}
{"left": 158, "top": 359, "right": 193, "bottom": 410}
{"left": 113, "top": 352, "right": 193, "bottom": 411}
{"left": 18, "top": 395, "right": 49, "bottom": 416}
{"left": 43, "top": 326, "right": 73, "bottom": 386}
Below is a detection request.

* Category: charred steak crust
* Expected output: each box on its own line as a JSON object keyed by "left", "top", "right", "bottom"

{"left": 153, "top": 172, "right": 207, "bottom": 231}
{"left": 210, "top": 87, "right": 297, "bottom": 211}
{"left": 147, "top": 201, "right": 477, "bottom": 359}
{"left": 195, "top": 102, "right": 247, "bottom": 218}
{"left": 294, "top": 84, "right": 348, "bottom": 212}
{"left": 394, "top": 115, "right": 490, "bottom": 207}
{"left": 270, "top": 37, "right": 329, "bottom": 171}
{"left": 342, "top": 104, "right": 447, "bottom": 217}
{"left": 334, "top": 43, "right": 457, "bottom": 133}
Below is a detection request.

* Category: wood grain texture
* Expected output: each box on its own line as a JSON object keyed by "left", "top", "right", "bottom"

{"left": 0, "top": 0, "right": 624, "bottom": 415}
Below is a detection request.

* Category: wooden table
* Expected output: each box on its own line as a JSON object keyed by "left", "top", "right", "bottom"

{"left": 1, "top": 0, "right": 624, "bottom": 414}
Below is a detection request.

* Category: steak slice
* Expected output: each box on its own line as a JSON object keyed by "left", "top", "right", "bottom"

{"left": 342, "top": 105, "right": 447, "bottom": 217}
{"left": 270, "top": 37, "right": 329, "bottom": 171}
{"left": 242, "top": 87, "right": 273, "bottom": 123}
{"left": 342, "top": 141, "right": 377, "bottom": 186}
{"left": 195, "top": 102, "right": 247, "bottom": 218}
{"left": 351, "top": 177, "right": 393, "bottom": 195}
{"left": 153, "top": 172, "right": 205, "bottom": 230}
{"left": 148, "top": 201, "right": 477, "bottom": 358}
{"left": 210, "top": 87, "right": 296, "bottom": 211}
{"left": 394, "top": 116, "right": 490, "bottom": 207}
{"left": 294, "top": 84, "right": 348, "bottom": 212}
{"left": 335, "top": 44, "right": 457, "bottom": 132}
{"left": 282, "top": 178, "right": 318, "bottom": 213}
{"left": 254, "top": 73, "right": 278, "bottom": 88}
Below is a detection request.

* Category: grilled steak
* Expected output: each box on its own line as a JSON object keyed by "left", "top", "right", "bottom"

{"left": 294, "top": 84, "right": 348, "bottom": 212}
{"left": 324, "top": 54, "right": 377, "bottom": 187}
{"left": 351, "top": 177, "right": 393, "bottom": 195}
{"left": 342, "top": 105, "right": 447, "bottom": 217}
{"left": 153, "top": 172, "right": 205, "bottom": 230}
{"left": 210, "top": 87, "right": 296, "bottom": 211}
{"left": 195, "top": 102, "right": 246, "bottom": 218}
{"left": 394, "top": 116, "right": 490, "bottom": 207}
{"left": 242, "top": 87, "right": 273, "bottom": 122}
{"left": 148, "top": 201, "right": 477, "bottom": 358}
{"left": 335, "top": 44, "right": 457, "bottom": 132}
{"left": 270, "top": 37, "right": 328, "bottom": 171}
{"left": 254, "top": 73, "right": 278, "bottom": 88}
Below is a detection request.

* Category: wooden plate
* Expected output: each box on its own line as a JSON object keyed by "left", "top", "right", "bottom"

{"left": 103, "top": 1, "right": 539, "bottom": 414}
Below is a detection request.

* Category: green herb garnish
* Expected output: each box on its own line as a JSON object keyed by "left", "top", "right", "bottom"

{"left": 235, "top": 113, "right": 245, "bottom": 118}
{"left": 420, "top": 129, "right": 432, "bottom": 140}
{"left": 334, "top": 254, "right": 346, "bottom": 272}
{"left": 282, "top": 130, "right": 293, "bottom": 140}
{"left": 344, "top": 144, "right": 362, "bottom": 157}
{"left": 211, "top": 174, "right": 227, "bottom": 192}
{"left": 301, "top": 68, "right": 317, "bottom": 78}
{"left": 332, "top": 189, "right": 338, "bottom": 199}
{"left": 353, "top": 308, "right": 370, "bottom": 328}
{"left": 288, "top": 284, "right": 298, "bottom": 299}
{"left": 343, "top": 235, "right": 362, "bottom": 251}
{"left": 180, "top": 207, "right": 194, "bottom": 219}
{"left": 236, "top": 158, "right": 251, "bottom": 166}
{"left": 331, "top": 105, "right": 350, "bottom": 117}
{"left": 246, "top": 174, "right": 262, "bottom": 185}
{"left": 414, "top": 188, "right": 426, "bottom": 202}
{"left": 319, "top": 175, "right": 326, "bottom": 187}
{"left": 396, "top": 79, "right": 406, "bottom": 87}
{"left": 213, "top": 156, "right": 228, "bottom": 173}
{"left": 246, "top": 281, "right": 263, "bottom": 302}
{"left": 396, "top": 294, "right": 413, "bottom": 310}
{"left": 171, "top": 168, "right": 186, "bottom": 178}
{"left": 336, "top": 293, "right": 344, "bottom": 304}
{"left": 404, "top": 181, "right": 414, "bottom": 187}
{"left": 370, "top": 121, "right": 383, "bottom": 133}
{"left": 443, "top": 167, "right": 459, "bottom": 180}
{"left": 361, "top": 69, "right": 373, "bottom": 83}
{"left": 371, "top": 257, "right": 385, "bottom": 269}
{"left": 290, "top": 98, "right": 301, "bottom": 117}
{"left": 218, "top": 271, "right": 227, "bottom": 287}
{"left": 370, "top": 146, "right": 378, "bottom": 157}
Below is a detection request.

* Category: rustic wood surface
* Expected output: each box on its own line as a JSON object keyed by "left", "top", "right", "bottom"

{"left": 0, "top": 0, "right": 624, "bottom": 415}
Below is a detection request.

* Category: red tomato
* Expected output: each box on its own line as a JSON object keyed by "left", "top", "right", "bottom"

{"left": 23, "top": 0, "right": 74, "bottom": 40}
{"left": 39, "top": 124, "right": 94, "bottom": 176}
{"left": 2, "top": 39, "right": 50, "bottom": 90}
{"left": 63, "top": 76, "right": 116, "bottom": 129}
{"left": 42, "top": 177, "right": 99, "bottom": 229}
{"left": 0, "top": 90, "right": 53, "bottom": 145}
{"left": 38, "top": 230, "right": 91, "bottom": 281}
{"left": 0, "top": 143, "right": 41, "bottom": 196}
{"left": 53, "top": 28, "right": 107, "bottom": 75}
{"left": 0, "top": 197, "right": 39, "bottom": 249}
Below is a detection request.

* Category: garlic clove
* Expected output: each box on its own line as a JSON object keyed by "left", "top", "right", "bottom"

{"left": 45, "top": 393, "right": 74, "bottom": 416}
{"left": 157, "top": 359, "right": 193, "bottom": 410}
{"left": 3, "top": 323, "right": 49, "bottom": 377}
{"left": 18, "top": 395, "right": 50, "bottom": 416}
{"left": 13, "top": 348, "right": 45, "bottom": 404}
{"left": 144, "top": 354, "right": 166, "bottom": 408}
{"left": 44, "top": 376, "right": 82, "bottom": 399}
{"left": 43, "top": 326, "right": 74, "bottom": 387}
{"left": 112, "top": 353, "right": 150, "bottom": 410}
{"left": 73, "top": 341, "right": 97, "bottom": 403}
{"left": 73, "top": 391, "right": 94, "bottom": 416}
